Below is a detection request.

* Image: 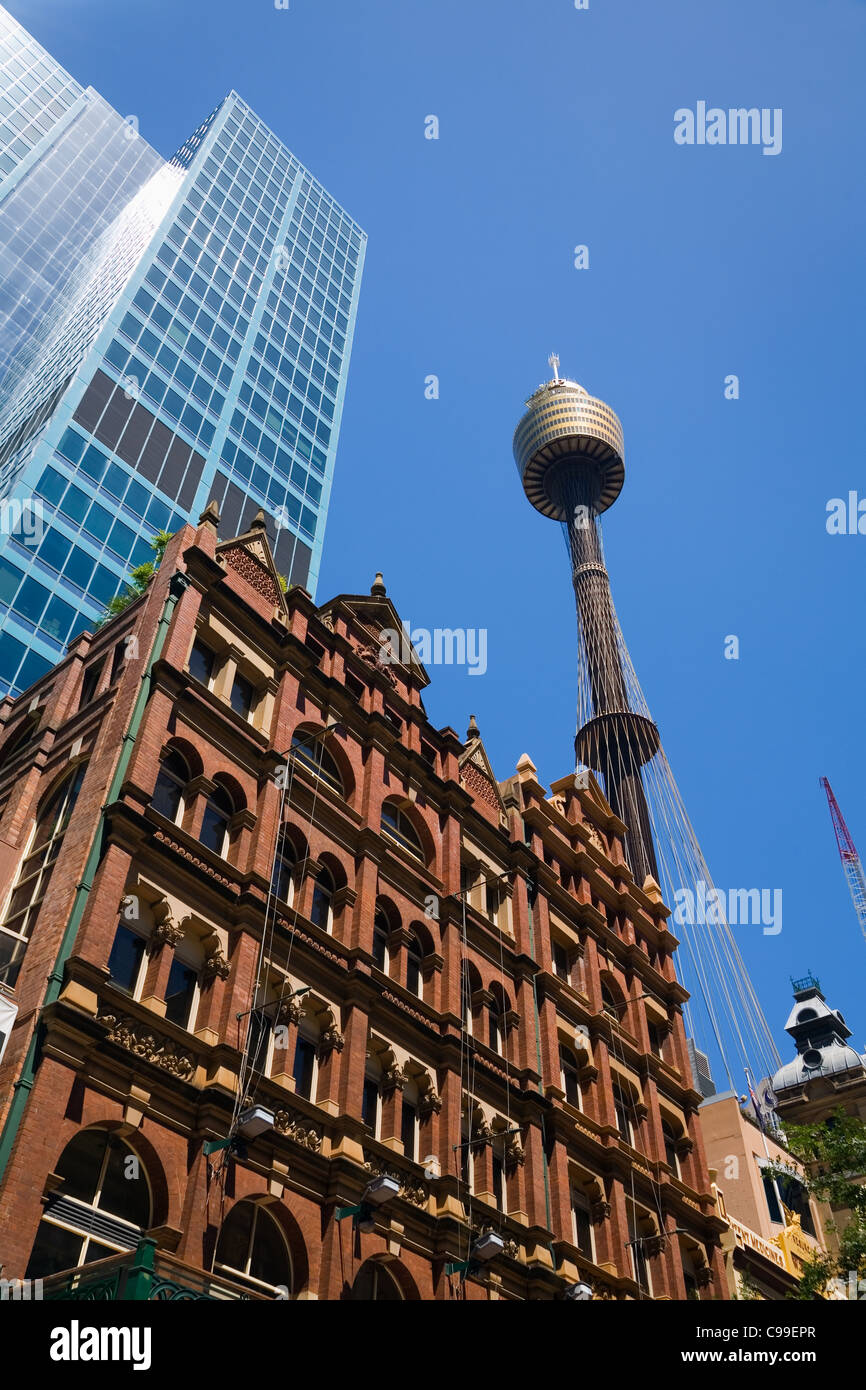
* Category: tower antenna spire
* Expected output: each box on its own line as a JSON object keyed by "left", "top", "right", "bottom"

{"left": 548, "top": 352, "right": 561, "bottom": 381}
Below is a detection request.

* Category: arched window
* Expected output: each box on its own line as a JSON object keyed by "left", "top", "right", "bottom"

{"left": 293, "top": 1014, "right": 319, "bottom": 1101}
{"left": 26, "top": 1129, "right": 151, "bottom": 1279}
{"left": 487, "top": 1000, "right": 502, "bottom": 1055}
{"left": 461, "top": 963, "right": 480, "bottom": 1036}
{"left": 613, "top": 1084, "right": 635, "bottom": 1146}
{"left": 460, "top": 1108, "right": 475, "bottom": 1192}
{"left": 380, "top": 803, "right": 423, "bottom": 860}
{"left": 406, "top": 932, "right": 423, "bottom": 998}
{"left": 163, "top": 943, "right": 201, "bottom": 1030}
{"left": 272, "top": 833, "right": 296, "bottom": 905}
{"left": 214, "top": 1201, "right": 292, "bottom": 1297}
{"left": 362, "top": 1059, "right": 382, "bottom": 1138}
{"left": 571, "top": 1186, "right": 595, "bottom": 1260}
{"left": 0, "top": 765, "right": 86, "bottom": 989}
{"left": 350, "top": 1260, "right": 404, "bottom": 1301}
{"left": 662, "top": 1122, "right": 680, "bottom": 1177}
{"left": 107, "top": 919, "right": 148, "bottom": 995}
{"left": 601, "top": 981, "right": 622, "bottom": 1022}
{"left": 151, "top": 750, "right": 189, "bottom": 823}
{"left": 200, "top": 783, "right": 234, "bottom": 856}
{"left": 401, "top": 1080, "right": 419, "bottom": 1161}
{"left": 560, "top": 1044, "right": 582, "bottom": 1108}
{"left": 310, "top": 868, "right": 334, "bottom": 932}
{"left": 492, "top": 1149, "right": 505, "bottom": 1211}
{"left": 291, "top": 730, "right": 343, "bottom": 794}
{"left": 246, "top": 997, "right": 277, "bottom": 1081}
{"left": 372, "top": 909, "right": 389, "bottom": 970}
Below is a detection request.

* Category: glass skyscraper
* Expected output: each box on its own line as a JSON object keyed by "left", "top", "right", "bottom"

{"left": 0, "top": 5, "right": 365, "bottom": 698}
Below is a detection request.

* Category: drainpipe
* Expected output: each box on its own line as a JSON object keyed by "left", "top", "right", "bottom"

{"left": 0, "top": 571, "right": 189, "bottom": 1185}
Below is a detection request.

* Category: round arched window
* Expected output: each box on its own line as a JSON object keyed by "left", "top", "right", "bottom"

{"left": 151, "top": 750, "right": 189, "bottom": 823}
{"left": 350, "top": 1259, "right": 404, "bottom": 1300}
{"left": 291, "top": 731, "right": 343, "bottom": 794}
{"left": 200, "top": 783, "right": 234, "bottom": 856}
{"left": 310, "top": 868, "right": 334, "bottom": 932}
{"left": 214, "top": 1201, "right": 292, "bottom": 1297}
{"left": 26, "top": 1129, "right": 151, "bottom": 1279}
{"left": 380, "top": 803, "right": 423, "bottom": 860}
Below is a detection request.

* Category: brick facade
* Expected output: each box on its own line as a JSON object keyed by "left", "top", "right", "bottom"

{"left": 0, "top": 508, "right": 727, "bottom": 1300}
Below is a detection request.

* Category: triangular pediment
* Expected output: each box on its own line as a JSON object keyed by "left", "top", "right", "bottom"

{"left": 320, "top": 578, "right": 430, "bottom": 687}
{"left": 215, "top": 510, "right": 288, "bottom": 617}
{"left": 459, "top": 720, "right": 506, "bottom": 820}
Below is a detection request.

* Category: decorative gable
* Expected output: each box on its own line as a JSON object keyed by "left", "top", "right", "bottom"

{"left": 459, "top": 716, "right": 507, "bottom": 825}
{"left": 213, "top": 506, "right": 288, "bottom": 618}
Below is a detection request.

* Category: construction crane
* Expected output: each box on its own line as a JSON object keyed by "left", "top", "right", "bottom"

{"left": 820, "top": 777, "right": 866, "bottom": 949}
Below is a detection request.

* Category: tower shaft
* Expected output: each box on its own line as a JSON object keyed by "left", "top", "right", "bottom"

{"left": 515, "top": 375, "right": 659, "bottom": 888}
{"left": 552, "top": 470, "right": 659, "bottom": 886}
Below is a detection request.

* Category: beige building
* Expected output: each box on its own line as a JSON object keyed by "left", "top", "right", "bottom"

{"left": 700, "top": 1091, "right": 835, "bottom": 1299}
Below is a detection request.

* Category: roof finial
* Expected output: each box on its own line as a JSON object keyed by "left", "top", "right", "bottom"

{"left": 466, "top": 714, "right": 480, "bottom": 742}
{"left": 548, "top": 351, "right": 561, "bottom": 381}
{"left": 198, "top": 498, "right": 221, "bottom": 531}
{"left": 251, "top": 508, "right": 267, "bottom": 530}
{"left": 371, "top": 572, "right": 386, "bottom": 596}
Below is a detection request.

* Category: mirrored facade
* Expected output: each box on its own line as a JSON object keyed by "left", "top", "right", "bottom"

{"left": 0, "top": 6, "right": 365, "bottom": 697}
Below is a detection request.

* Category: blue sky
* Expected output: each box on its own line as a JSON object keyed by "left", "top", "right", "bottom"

{"left": 12, "top": 0, "right": 866, "bottom": 1065}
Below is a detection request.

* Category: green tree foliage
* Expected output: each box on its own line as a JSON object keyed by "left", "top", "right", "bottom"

{"left": 96, "top": 531, "right": 172, "bottom": 626}
{"left": 763, "top": 1107, "right": 866, "bottom": 1299}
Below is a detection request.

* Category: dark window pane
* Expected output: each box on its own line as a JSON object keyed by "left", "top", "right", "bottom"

{"left": 26, "top": 1222, "right": 84, "bottom": 1279}
{"left": 292, "top": 1035, "right": 316, "bottom": 1100}
{"left": 99, "top": 1138, "right": 151, "bottom": 1227}
{"left": 163, "top": 958, "right": 197, "bottom": 1028}
{"left": 107, "top": 925, "right": 146, "bottom": 993}
{"left": 230, "top": 673, "right": 254, "bottom": 718}
{"left": 200, "top": 804, "right": 228, "bottom": 854}
{"left": 401, "top": 1101, "right": 417, "bottom": 1161}
{"left": 189, "top": 640, "right": 214, "bottom": 685}
{"left": 248, "top": 1209, "right": 289, "bottom": 1287}
{"left": 54, "top": 1130, "right": 109, "bottom": 1205}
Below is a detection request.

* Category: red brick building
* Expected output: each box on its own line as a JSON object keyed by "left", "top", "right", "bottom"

{"left": 0, "top": 507, "right": 726, "bottom": 1300}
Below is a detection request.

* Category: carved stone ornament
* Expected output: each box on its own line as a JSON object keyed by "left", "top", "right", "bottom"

{"left": 695, "top": 1263, "right": 714, "bottom": 1288}
{"left": 418, "top": 1086, "right": 442, "bottom": 1119}
{"left": 319, "top": 1024, "right": 345, "bottom": 1056}
{"left": 149, "top": 916, "right": 185, "bottom": 952}
{"left": 382, "top": 1062, "right": 407, "bottom": 1095}
{"left": 644, "top": 1234, "right": 667, "bottom": 1259}
{"left": 472, "top": 1118, "right": 493, "bottom": 1148}
{"left": 97, "top": 1010, "right": 194, "bottom": 1080}
{"left": 590, "top": 1198, "right": 611, "bottom": 1224}
{"left": 504, "top": 1132, "right": 525, "bottom": 1170}
{"left": 273, "top": 1110, "right": 322, "bottom": 1151}
{"left": 202, "top": 946, "right": 230, "bottom": 983}
{"left": 356, "top": 642, "right": 398, "bottom": 687}
{"left": 585, "top": 823, "right": 604, "bottom": 851}
{"left": 276, "top": 997, "right": 304, "bottom": 1028}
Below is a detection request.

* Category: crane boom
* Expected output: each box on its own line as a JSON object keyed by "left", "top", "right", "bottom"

{"left": 821, "top": 777, "right": 866, "bottom": 948}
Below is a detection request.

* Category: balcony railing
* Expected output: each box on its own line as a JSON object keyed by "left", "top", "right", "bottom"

{"left": 40, "top": 1238, "right": 271, "bottom": 1301}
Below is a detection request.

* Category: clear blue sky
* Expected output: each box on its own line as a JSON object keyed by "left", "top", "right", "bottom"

{"left": 12, "top": 0, "right": 866, "bottom": 1064}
